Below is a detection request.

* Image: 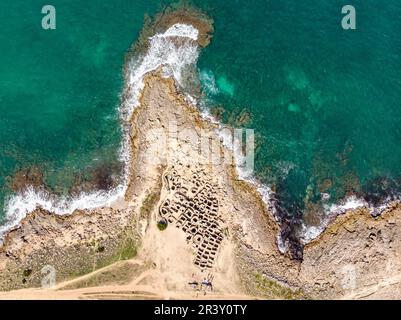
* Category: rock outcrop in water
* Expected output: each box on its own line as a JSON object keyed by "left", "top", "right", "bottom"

{"left": 9, "top": 167, "right": 45, "bottom": 193}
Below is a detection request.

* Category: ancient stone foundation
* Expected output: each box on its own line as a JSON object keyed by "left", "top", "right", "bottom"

{"left": 159, "top": 165, "right": 224, "bottom": 269}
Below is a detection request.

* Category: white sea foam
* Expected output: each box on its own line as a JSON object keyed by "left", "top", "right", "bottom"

{"left": 199, "top": 69, "right": 219, "bottom": 95}
{"left": 300, "top": 224, "right": 325, "bottom": 244}
{"left": 121, "top": 23, "right": 200, "bottom": 121}
{"left": 155, "top": 23, "right": 199, "bottom": 40}
{"left": 326, "top": 195, "right": 367, "bottom": 214}
{"left": 300, "top": 195, "right": 368, "bottom": 244}
{"left": 0, "top": 23, "right": 201, "bottom": 239}
{"left": 0, "top": 185, "right": 125, "bottom": 237}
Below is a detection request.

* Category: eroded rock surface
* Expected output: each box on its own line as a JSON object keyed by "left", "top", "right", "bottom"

{"left": 300, "top": 204, "right": 401, "bottom": 299}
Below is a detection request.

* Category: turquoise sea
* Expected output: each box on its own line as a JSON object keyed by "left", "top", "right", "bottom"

{"left": 1, "top": 1, "right": 401, "bottom": 237}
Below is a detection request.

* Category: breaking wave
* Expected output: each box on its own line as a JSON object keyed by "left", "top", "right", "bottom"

{"left": 300, "top": 196, "right": 367, "bottom": 244}
{"left": 300, "top": 194, "right": 401, "bottom": 244}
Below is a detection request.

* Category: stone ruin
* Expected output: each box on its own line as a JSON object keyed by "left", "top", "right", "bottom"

{"left": 158, "top": 165, "right": 225, "bottom": 269}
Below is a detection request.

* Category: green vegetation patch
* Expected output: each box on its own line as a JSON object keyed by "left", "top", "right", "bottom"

{"left": 140, "top": 192, "right": 160, "bottom": 220}
{"left": 253, "top": 273, "right": 306, "bottom": 300}
{"left": 60, "top": 261, "right": 144, "bottom": 290}
{"left": 118, "top": 237, "right": 137, "bottom": 260}
{"left": 157, "top": 219, "right": 168, "bottom": 231}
